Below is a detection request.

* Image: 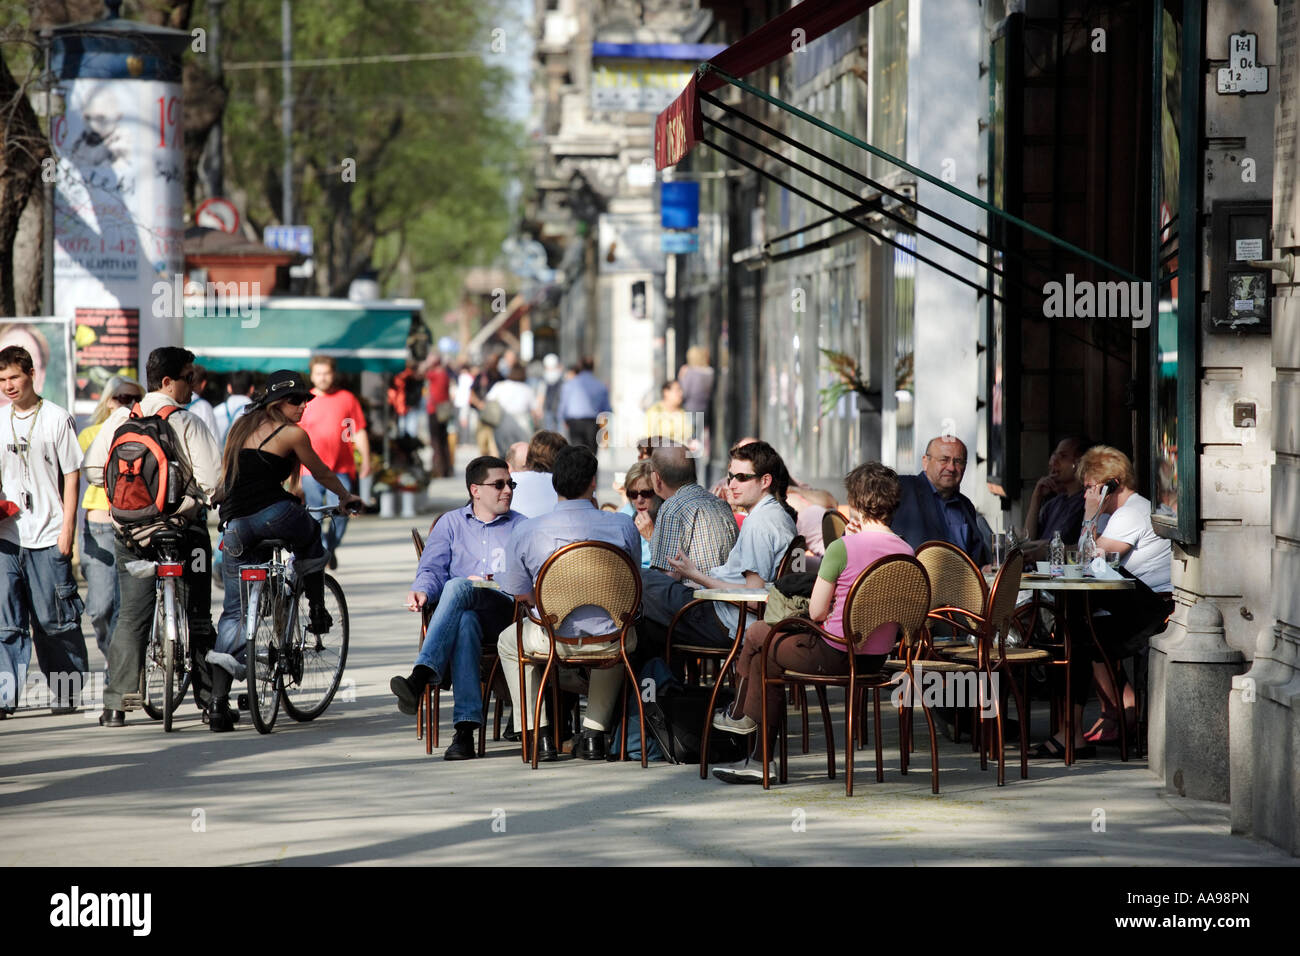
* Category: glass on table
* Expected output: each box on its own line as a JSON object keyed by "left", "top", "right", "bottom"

{"left": 991, "top": 532, "right": 1007, "bottom": 570}
{"left": 1105, "top": 551, "right": 1122, "bottom": 567}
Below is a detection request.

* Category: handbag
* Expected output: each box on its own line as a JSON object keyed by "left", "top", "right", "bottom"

{"left": 478, "top": 400, "right": 503, "bottom": 427}
{"left": 434, "top": 400, "right": 454, "bottom": 424}
{"left": 763, "top": 584, "right": 810, "bottom": 625}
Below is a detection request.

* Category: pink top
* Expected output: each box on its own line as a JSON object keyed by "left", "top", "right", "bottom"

{"left": 817, "top": 529, "right": 915, "bottom": 654}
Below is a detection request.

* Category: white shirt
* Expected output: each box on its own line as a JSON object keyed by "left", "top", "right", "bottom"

{"left": 486, "top": 379, "right": 535, "bottom": 418}
{"left": 1097, "top": 492, "right": 1171, "bottom": 593}
{"left": 187, "top": 396, "right": 219, "bottom": 440}
{"left": 213, "top": 394, "right": 252, "bottom": 445}
{"left": 509, "top": 470, "right": 558, "bottom": 519}
{"left": 0, "top": 399, "right": 83, "bottom": 548}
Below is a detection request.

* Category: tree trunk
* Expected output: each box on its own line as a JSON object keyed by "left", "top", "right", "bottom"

{"left": 0, "top": 43, "right": 48, "bottom": 317}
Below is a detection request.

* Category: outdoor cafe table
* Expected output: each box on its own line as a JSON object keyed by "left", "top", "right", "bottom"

{"left": 982, "top": 570, "right": 1136, "bottom": 764}
{"left": 686, "top": 587, "right": 770, "bottom": 778}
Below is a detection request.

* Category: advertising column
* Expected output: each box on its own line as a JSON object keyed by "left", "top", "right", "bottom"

{"left": 50, "top": 8, "right": 189, "bottom": 414}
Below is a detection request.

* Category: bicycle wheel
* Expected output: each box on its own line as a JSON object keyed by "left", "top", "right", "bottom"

{"left": 282, "top": 573, "right": 350, "bottom": 721}
{"left": 246, "top": 581, "right": 283, "bottom": 734}
{"left": 142, "top": 594, "right": 168, "bottom": 721}
{"left": 162, "top": 582, "right": 191, "bottom": 731}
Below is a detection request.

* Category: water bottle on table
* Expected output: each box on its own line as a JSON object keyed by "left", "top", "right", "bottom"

{"left": 1049, "top": 531, "right": 1065, "bottom": 578}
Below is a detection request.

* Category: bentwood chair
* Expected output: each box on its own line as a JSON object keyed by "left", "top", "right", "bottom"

{"left": 821, "top": 510, "right": 848, "bottom": 547}
{"left": 513, "top": 540, "right": 645, "bottom": 769}
{"left": 411, "top": 518, "right": 505, "bottom": 756}
{"left": 942, "top": 549, "right": 1049, "bottom": 785}
{"left": 759, "top": 554, "right": 932, "bottom": 795}
{"left": 664, "top": 535, "right": 807, "bottom": 778}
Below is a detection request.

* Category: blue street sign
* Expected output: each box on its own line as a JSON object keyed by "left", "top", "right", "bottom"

{"left": 661, "top": 230, "right": 699, "bottom": 254}
{"left": 263, "top": 225, "right": 314, "bottom": 256}
{"left": 661, "top": 181, "right": 700, "bottom": 230}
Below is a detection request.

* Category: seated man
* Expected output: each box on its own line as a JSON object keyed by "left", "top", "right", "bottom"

{"left": 892, "top": 434, "right": 991, "bottom": 566}
{"left": 1017, "top": 435, "right": 1092, "bottom": 562}
{"left": 639, "top": 440, "right": 797, "bottom": 659}
{"left": 389, "top": 455, "right": 524, "bottom": 759}
{"left": 495, "top": 445, "right": 641, "bottom": 761}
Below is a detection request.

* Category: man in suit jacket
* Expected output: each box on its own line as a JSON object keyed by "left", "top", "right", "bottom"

{"left": 891, "top": 435, "right": 991, "bottom": 565}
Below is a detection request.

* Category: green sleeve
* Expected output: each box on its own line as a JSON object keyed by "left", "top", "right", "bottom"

{"left": 819, "top": 538, "right": 848, "bottom": 582}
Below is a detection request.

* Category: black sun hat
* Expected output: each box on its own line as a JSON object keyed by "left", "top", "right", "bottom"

{"left": 251, "top": 369, "right": 314, "bottom": 409}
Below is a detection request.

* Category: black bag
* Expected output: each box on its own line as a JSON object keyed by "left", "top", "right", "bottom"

{"left": 658, "top": 685, "right": 747, "bottom": 764}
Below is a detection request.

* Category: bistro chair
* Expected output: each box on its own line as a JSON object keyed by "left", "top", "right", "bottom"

{"left": 941, "top": 549, "right": 1048, "bottom": 785}
{"left": 411, "top": 518, "right": 505, "bottom": 757}
{"left": 664, "top": 536, "right": 807, "bottom": 778}
{"left": 512, "top": 540, "right": 645, "bottom": 770}
{"left": 759, "top": 554, "right": 932, "bottom": 795}
{"left": 821, "top": 510, "right": 848, "bottom": 547}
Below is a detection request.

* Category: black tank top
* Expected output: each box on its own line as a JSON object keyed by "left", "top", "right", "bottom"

{"left": 220, "top": 425, "right": 297, "bottom": 522}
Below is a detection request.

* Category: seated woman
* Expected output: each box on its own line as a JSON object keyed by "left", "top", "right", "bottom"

{"left": 1033, "top": 445, "right": 1173, "bottom": 758}
{"left": 618, "top": 461, "right": 661, "bottom": 568}
{"left": 210, "top": 370, "right": 363, "bottom": 732}
{"left": 711, "top": 461, "right": 913, "bottom": 784}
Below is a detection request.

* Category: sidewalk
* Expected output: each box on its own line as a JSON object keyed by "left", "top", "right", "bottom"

{"left": 0, "top": 513, "right": 1294, "bottom": 866}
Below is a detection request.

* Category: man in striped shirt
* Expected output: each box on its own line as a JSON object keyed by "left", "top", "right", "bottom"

{"left": 635, "top": 445, "right": 738, "bottom": 662}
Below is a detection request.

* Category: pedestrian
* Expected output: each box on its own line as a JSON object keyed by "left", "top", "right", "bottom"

{"left": 213, "top": 370, "right": 255, "bottom": 446}
{"left": 186, "top": 364, "right": 219, "bottom": 439}
{"left": 76, "top": 374, "right": 145, "bottom": 664}
{"left": 485, "top": 365, "right": 535, "bottom": 451}
{"left": 424, "top": 352, "right": 453, "bottom": 478}
{"left": 297, "top": 355, "right": 372, "bottom": 566}
{"left": 84, "top": 347, "right": 222, "bottom": 727}
{"left": 537, "top": 353, "right": 564, "bottom": 432}
{"left": 0, "top": 344, "right": 89, "bottom": 716}
{"left": 557, "top": 356, "right": 610, "bottom": 452}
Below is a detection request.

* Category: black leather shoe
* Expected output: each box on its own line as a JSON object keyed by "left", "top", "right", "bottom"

{"left": 209, "top": 698, "right": 237, "bottom": 732}
{"left": 390, "top": 675, "right": 418, "bottom": 715}
{"left": 534, "top": 732, "right": 558, "bottom": 762}
{"left": 444, "top": 723, "right": 479, "bottom": 760}
{"left": 203, "top": 704, "right": 240, "bottom": 726}
{"left": 580, "top": 729, "right": 607, "bottom": 761}
{"left": 98, "top": 709, "right": 125, "bottom": 727}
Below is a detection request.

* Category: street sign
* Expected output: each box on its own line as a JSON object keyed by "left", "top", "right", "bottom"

{"left": 195, "top": 197, "right": 240, "bottom": 234}
{"left": 1216, "top": 33, "right": 1268, "bottom": 94}
{"left": 263, "top": 224, "right": 314, "bottom": 256}
{"left": 661, "top": 231, "right": 699, "bottom": 253}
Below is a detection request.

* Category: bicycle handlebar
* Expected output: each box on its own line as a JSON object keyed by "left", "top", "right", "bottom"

{"left": 307, "top": 504, "right": 363, "bottom": 517}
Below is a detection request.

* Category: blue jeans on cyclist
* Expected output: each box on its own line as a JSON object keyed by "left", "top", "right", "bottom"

{"left": 214, "top": 500, "right": 327, "bottom": 678}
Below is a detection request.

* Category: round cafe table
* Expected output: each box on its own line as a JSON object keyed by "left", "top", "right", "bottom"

{"left": 983, "top": 569, "right": 1135, "bottom": 764}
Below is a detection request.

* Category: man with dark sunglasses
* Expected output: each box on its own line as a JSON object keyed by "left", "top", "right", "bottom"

{"left": 389, "top": 455, "right": 525, "bottom": 759}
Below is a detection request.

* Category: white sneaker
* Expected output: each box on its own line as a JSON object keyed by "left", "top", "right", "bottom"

{"left": 712, "top": 708, "right": 758, "bottom": 735}
{"left": 711, "top": 756, "right": 777, "bottom": 785}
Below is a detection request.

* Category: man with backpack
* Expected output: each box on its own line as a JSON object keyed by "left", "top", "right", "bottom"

{"left": 84, "top": 347, "right": 222, "bottom": 727}
{"left": 0, "top": 345, "right": 89, "bottom": 716}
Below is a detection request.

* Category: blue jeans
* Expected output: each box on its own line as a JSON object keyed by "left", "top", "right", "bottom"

{"left": 415, "top": 578, "right": 513, "bottom": 726}
{"left": 80, "top": 518, "right": 120, "bottom": 660}
{"left": 0, "top": 539, "right": 88, "bottom": 708}
{"left": 301, "top": 472, "right": 353, "bottom": 555}
{"left": 215, "top": 501, "right": 324, "bottom": 674}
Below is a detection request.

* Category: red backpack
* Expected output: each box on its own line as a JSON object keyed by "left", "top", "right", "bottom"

{"left": 105, "top": 403, "right": 188, "bottom": 526}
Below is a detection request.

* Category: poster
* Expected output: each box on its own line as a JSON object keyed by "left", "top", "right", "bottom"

{"left": 0, "top": 318, "right": 76, "bottom": 411}
{"left": 74, "top": 306, "right": 140, "bottom": 403}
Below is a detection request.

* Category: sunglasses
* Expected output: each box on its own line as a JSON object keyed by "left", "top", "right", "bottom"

{"left": 112, "top": 393, "right": 142, "bottom": 404}
{"left": 727, "top": 472, "right": 759, "bottom": 483}
{"left": 475, "top": 479, "right": 517, "bottom": 491}
{"left": 628, "top": 489, "right": 655, "bottom": 500}
{"left": 282, "top": 395, "right": 309, "bottom": 406}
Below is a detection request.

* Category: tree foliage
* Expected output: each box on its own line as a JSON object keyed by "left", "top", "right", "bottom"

{"left": 214, "top": 0, "right": 524, "bottom": 311}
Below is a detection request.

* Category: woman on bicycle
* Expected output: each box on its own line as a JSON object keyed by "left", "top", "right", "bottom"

{"left": 209, "top": 370, "right": 363, "bottom": 732}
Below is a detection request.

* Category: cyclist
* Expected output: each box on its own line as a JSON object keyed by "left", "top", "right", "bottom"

{"left": 211, "top": 370, "right": 362, "bottom": 732}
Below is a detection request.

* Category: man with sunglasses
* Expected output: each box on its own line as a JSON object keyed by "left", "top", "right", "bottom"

{"left": 389, "top": 456, "right": 525, "bottom": 759}
{"left": 637, "top": 441, "right": 797, "bottom": 665}
{"left": 84, "top": 347, "right": 222, "bottom": 726}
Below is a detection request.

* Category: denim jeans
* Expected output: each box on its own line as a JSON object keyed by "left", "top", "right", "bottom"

{"left": 81, "top": 517, "right": 120, "bottom": 659}
{"left": 215, "top": 500, "right": 324, "bottom": 674}
{"left": 104, "top": 523, "right": 213, "bottom": 711}
{"left": 0, "top": 539, "right": 88, "bottom": 708}
{"left": 301, "top": 472, "right": 353, "bottom": 555}
{"left": 415, "top": 578, "right": 514, "bottom": 725}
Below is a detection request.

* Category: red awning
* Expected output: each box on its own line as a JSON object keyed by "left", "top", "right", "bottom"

{"left": 654, "top": 0, "right": 877, "bottom": 169}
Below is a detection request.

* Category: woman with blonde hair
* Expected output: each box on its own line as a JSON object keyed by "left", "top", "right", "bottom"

{"left": 76, "top": 375, "right": 145, "bottom": 659}
{"left": 1032, "top": 445, "right": 1172, "bottom": 758}
{"left": 618, "top": 460, "right": 662, "bottom": 568}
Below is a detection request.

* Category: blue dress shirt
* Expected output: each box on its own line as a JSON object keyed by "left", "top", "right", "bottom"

{"left": 411, "top": 503, "right": 527, "bottom": 603}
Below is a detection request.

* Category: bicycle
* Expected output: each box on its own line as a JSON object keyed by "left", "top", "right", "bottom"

{"left": 126, "top": 528, "right": 191, "bottom": 732}
{"left": 240, "top": 505, "right": 351, "bottom": 734}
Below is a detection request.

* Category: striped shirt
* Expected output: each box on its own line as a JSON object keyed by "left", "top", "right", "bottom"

{"left": 649, "top": 482, "right": 738, "bottom": 573}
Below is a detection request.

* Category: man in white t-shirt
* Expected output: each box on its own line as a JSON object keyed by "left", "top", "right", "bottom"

{"left": 212, "top": 369, "right": 254, "bottom": 446}
{"left": 186, "top": 364, "right": 219, "bottom": 440}
{"left": 0, "top": 345, "right": 89, "bottom": 716}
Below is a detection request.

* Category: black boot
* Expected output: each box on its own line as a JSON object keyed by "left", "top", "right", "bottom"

{"left": 209, "top": 667, "right": 237, "bottom": 732}
{"left": 444, "top": 721, "right": 479, "bottom": 760}
{"left": 390, "top": 664, "right": 435, "bottom": 715}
